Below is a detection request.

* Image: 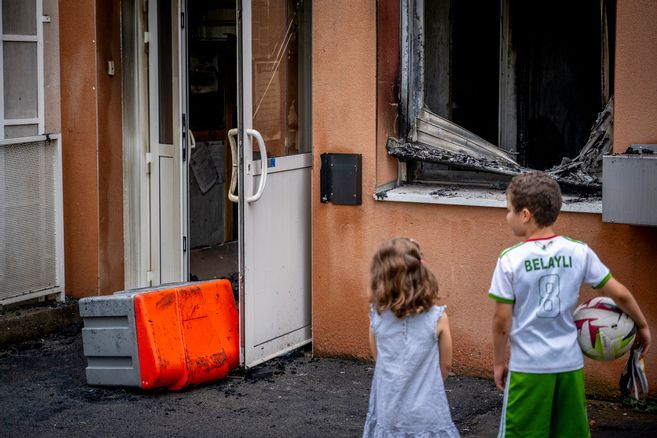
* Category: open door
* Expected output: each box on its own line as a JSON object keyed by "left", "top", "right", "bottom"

{"left": 142, "top": 0, "right": 310, "bottom": 367}
{"left": 236, "top": 0, "right": 312, "bottom": 367}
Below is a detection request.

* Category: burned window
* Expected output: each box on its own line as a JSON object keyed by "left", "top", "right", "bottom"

{"left": 391, "top": 0, "right": 616, "bottom": 191}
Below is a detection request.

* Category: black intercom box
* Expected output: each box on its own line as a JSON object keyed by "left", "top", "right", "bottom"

{"left": 320, "top": 153, "right": 362, "bottom": 205}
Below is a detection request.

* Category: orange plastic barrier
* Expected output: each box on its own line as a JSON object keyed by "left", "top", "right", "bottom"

{"left": 134, "top": 280, "right": 239, "bottom": 390}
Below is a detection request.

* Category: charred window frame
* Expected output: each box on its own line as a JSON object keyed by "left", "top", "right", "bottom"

{"left": 395, "top": 0, "right": 616, "bottom": 190}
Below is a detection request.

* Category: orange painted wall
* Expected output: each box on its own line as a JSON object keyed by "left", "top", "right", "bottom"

{"left": 95, "top": 0, "right": 124, "bottom": 294}
{"left": 312, "top": 0, "right": 657, "bottom": 397}
{"left": 59, "top": 0, "right": 123, "bottom": 297}
{"left": 614, "top": 0, "right": 657, "bottom": 152}
{"left": 60, "top": 0, "right": 100, "bottom": 296}
{"left": 375, "top": 0, "right": 399, "bottom": 186}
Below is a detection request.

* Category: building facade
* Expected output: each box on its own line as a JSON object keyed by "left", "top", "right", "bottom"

{"left": 2, "top": 0, "right": 655, "bottom": 396}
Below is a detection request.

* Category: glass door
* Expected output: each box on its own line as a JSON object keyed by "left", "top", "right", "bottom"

{"left": 236, "top": 0, "right": 312, "bottom": 367}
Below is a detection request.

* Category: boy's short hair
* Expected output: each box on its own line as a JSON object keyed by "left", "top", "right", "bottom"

{"left": 507, "top": 172, "right": 562, "bottom": 227}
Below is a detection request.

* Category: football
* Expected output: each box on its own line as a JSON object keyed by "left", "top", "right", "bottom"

{"left": 573, "top": 297, "right": 636, "bottom": 361}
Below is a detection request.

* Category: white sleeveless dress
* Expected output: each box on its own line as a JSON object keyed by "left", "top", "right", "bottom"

{"left": 363, "top": 305, "right": 460, "bottom": 437}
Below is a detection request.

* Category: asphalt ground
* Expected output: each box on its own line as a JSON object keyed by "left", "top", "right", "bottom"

{"left": 1, "top": 323, "right": 656, "bottom": 437}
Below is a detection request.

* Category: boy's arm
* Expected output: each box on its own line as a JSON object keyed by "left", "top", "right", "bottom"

{"left": 369, "top": 327, "right": 377, "bottom": 361}
{"left": 436, "top": 312, "right": 452, "bottom": 381}
{"left": 596, "top": 277, "right": 651, "bottom": 357}
{"left": 492, "top": 302, "right": 513, "bottom": 391}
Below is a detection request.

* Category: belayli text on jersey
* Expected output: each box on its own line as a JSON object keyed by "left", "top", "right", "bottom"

{"left": 524, "top": 256, "right": 572, "bottom": 272}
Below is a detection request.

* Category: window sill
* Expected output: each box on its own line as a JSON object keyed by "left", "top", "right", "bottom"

{"left": 373, "top": 183, "right": 602, "bottom": 214}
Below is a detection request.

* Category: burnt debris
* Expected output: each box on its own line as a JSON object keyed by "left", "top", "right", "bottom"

{"left": 389, "top": 100, "right": 614, "bottom": 192}
{"left": 546, "top": 98, "right": 614, "bottom": 188}
{"left": 386, "top": 137, "right": 524, "bottom": 176}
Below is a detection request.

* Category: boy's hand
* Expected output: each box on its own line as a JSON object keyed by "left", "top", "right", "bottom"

{"left": 494, "top": 363, "right": 508, "bottom": 391}
{"left": 635, "top": 326, "right": 651, "bottom": 358}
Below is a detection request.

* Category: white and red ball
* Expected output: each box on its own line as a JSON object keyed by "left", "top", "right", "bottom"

{"left": 573, "top": 297, "right": 636, "bottom": 361}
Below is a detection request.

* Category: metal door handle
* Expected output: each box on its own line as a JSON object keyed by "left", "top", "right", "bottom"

{"left": 245, "top": 128, "right": 268, "bottom": 203}
{"left": 227, "top": 129, "right": 239, "bottom": 203}
{"left": 189, "top": 130, "right": 196, "bottom": 149}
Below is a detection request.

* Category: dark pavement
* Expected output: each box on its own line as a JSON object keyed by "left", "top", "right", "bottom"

{"left": 1, "top": 323, "right": 656, "bottom": 437}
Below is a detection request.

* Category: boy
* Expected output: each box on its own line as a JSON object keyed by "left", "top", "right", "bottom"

{"left": 488, "top": 172, "right": 651, "bottom": 437}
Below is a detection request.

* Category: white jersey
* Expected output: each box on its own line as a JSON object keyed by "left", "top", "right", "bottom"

{"left": 489, "top": 235, "right": 611, "bottom": 373}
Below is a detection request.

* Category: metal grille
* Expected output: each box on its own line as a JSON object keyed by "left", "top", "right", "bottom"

{"left": 0, "top": 139, "right": 59, "bottom": 302}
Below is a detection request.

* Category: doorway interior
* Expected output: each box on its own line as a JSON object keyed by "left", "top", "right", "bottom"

{"left": 186, "top": 0, "right": 239, "bottom": 291}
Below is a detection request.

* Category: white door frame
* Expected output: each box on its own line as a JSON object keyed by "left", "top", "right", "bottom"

{"left": 122, "top": 0, "right": 152, "bottom": 290}
{"left": 123, "top": 0, "right": 186, "bottom": 289}
{"left": 147, "top": 0, "right": 184, "bottom": 286}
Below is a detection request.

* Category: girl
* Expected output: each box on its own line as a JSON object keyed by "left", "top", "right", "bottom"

{"left": 363, "top": 238, "right": 459, "bottom": 438}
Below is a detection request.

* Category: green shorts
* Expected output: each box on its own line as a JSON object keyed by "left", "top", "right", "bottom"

{"left": 498, "top": 369, "right": 589, "bottom": 438}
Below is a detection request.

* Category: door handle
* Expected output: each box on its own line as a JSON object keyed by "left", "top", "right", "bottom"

{"left": 189, "top": 130, "right": 196, "bottom": 150}
{"left": 227, "top": 129, "right": 239, "bottom": 203}
{"left": 245, "top": 128, "right": 268, "bottom": 203}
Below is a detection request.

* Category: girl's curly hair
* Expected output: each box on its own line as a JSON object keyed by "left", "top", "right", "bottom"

{"left": 369, "top": 238, "right": 440, "bottom": 318}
